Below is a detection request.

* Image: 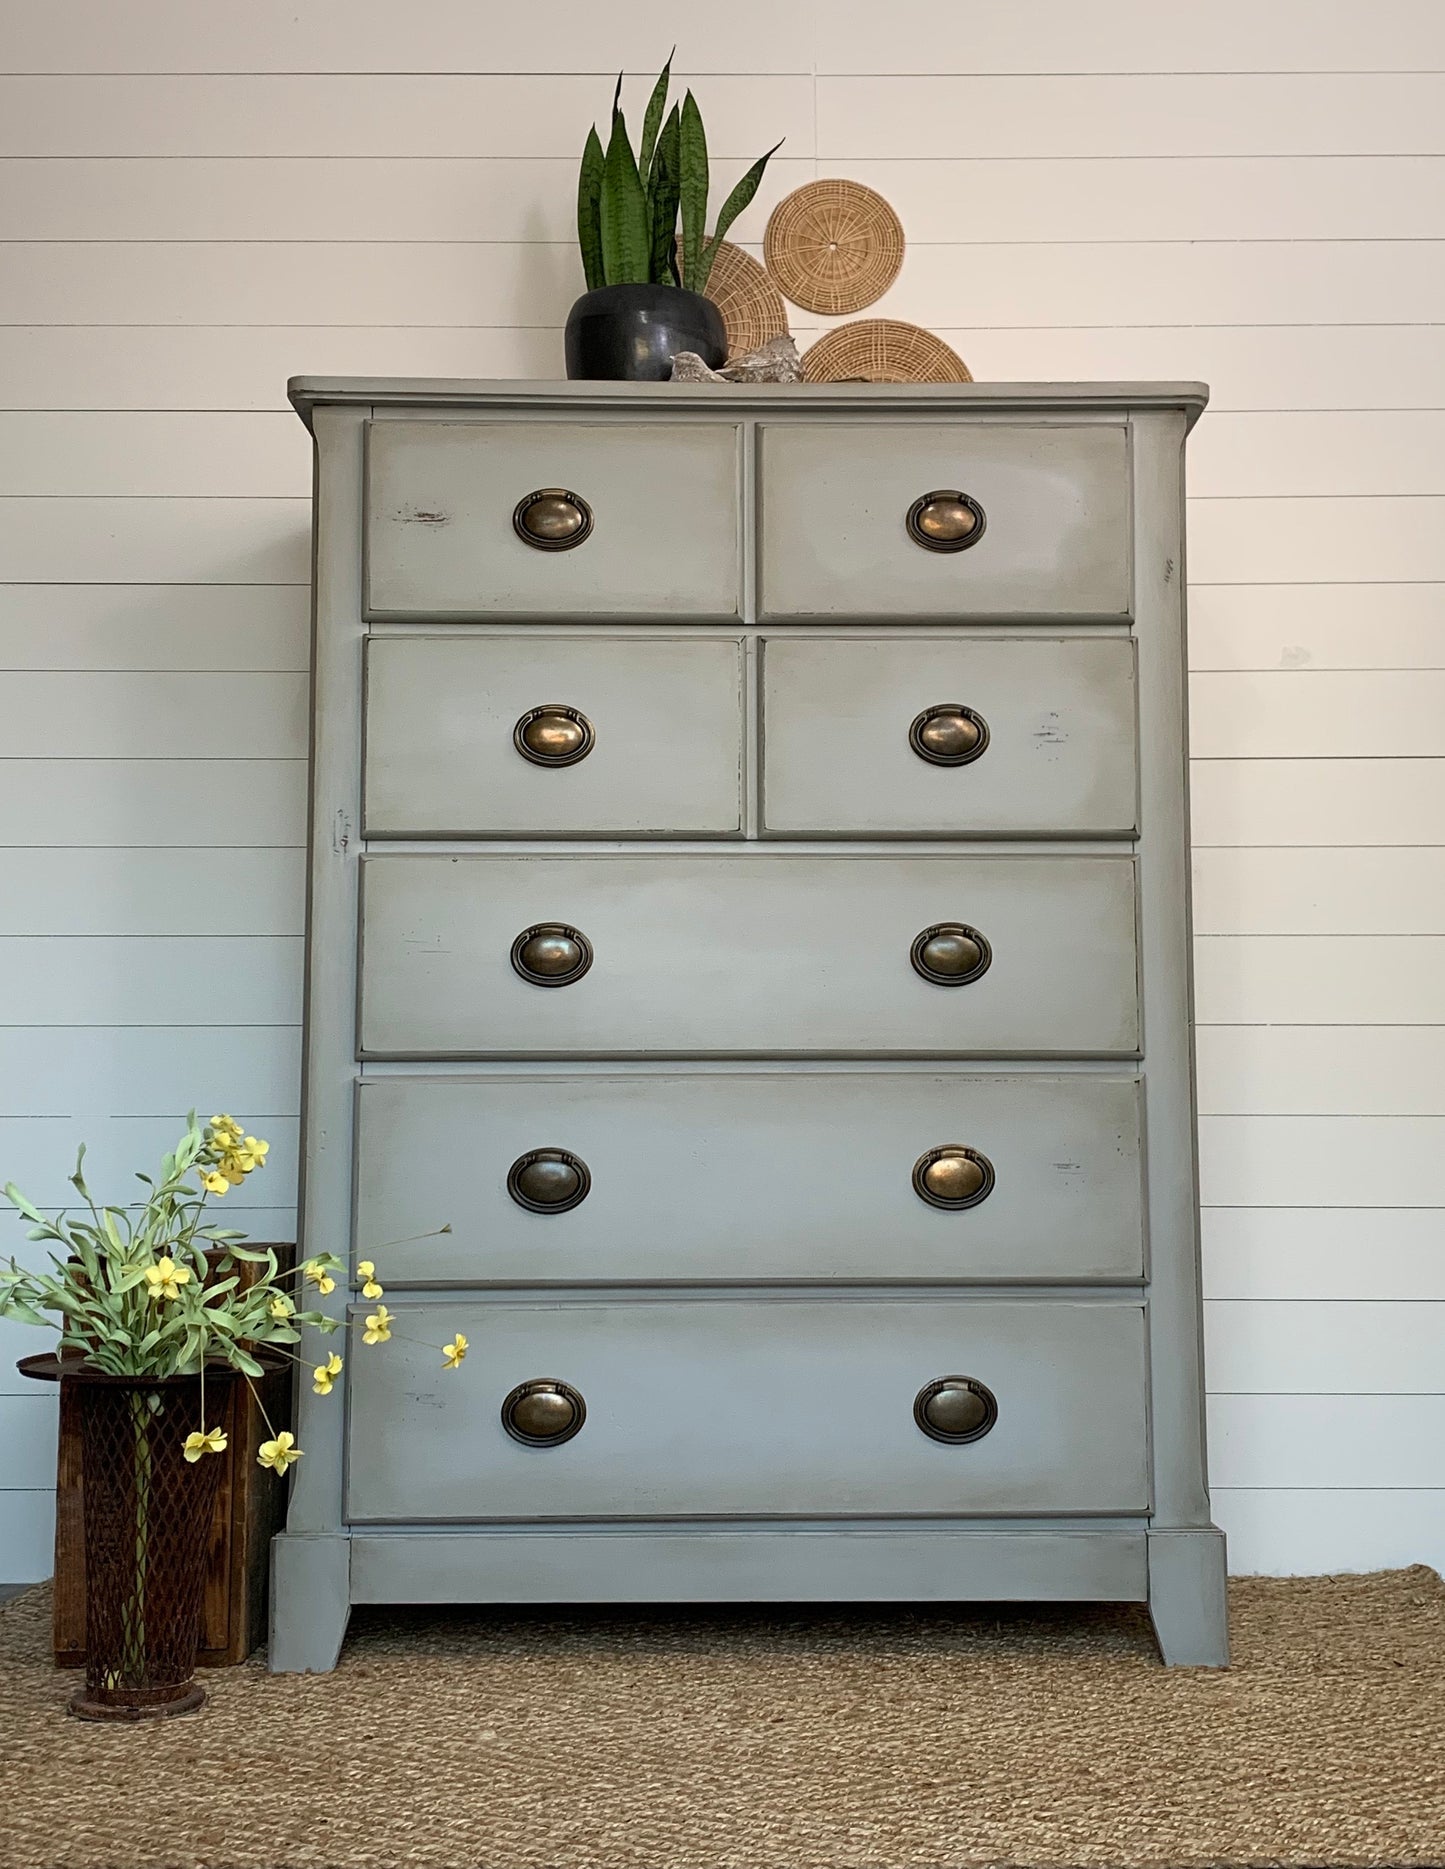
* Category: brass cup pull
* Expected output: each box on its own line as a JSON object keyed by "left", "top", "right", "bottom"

{"left": 914, "top": 1375, "right": 998, "bottom": 1445}
{"left": 913, "top": 1145, "right": 995, "bottom": 1211}
{"left": 510, "top": 923, "right": 593, "bottom": 988}
{"left": 501, "top": 1378, "right": 586, "bottom": 1447}
{"left": 507, "top": 1148, "right": 591, "bottom": 1214}
{"left": 905, "top": 489, "right": 986, "bottom": 553}
{"left": 514, "top": 705, "right": 595, "bottom": 767}
{"left": 909, "top": 704, "right": 989, "bottom": 767}
{"left": 512, "top": 487, "right": 594, "bottom": 551}
{"left": 910, "top": 922, "right": 991, "bottom": 987}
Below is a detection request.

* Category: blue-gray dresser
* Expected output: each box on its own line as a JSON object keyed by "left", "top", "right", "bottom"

{"left": 270, "top": 379, "right": 1229, "bottom": 1670}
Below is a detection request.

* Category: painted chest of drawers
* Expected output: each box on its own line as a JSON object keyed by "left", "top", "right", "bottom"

{"left": 270, "top": 379, "right": 1228, "bottom": 1671}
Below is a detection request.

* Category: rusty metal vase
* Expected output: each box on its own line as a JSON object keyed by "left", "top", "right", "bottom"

{"left": 67, "top": 1365, "right": 235, "bottom": 1720}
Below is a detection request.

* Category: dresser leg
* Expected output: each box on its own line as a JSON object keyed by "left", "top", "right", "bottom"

{"left": 268, "top": 1531, "right": 352, "bottom": 1674}
{"left": 1146, "top": 1527, "right": 1229, "bottom": 1666}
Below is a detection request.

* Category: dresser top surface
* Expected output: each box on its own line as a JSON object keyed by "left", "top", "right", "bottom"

{"left": 288, "top": 376, "right": 1209, "bottom": 433}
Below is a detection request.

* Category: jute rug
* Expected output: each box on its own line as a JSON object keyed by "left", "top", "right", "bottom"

{"left": 2, "top": 1567, "right": 1443, "bottom": 1869}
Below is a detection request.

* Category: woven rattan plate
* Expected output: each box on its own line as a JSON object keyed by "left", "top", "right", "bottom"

{"left": 802, "top": 319, "right": 973, "bottom": 384}
{"left": 703, "top": 240, "right": 790, "bottom": 358}
{"left": 764, "top": 179, "right": 904, "bottom": 315}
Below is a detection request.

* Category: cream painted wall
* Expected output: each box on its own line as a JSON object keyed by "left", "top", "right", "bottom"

{"left": 2, "top": 0, "right": 1443, "bottom": 1580}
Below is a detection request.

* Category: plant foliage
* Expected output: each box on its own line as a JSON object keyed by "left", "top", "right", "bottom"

{"left": 576, "top": 53, "right": 782, "bottom": 297}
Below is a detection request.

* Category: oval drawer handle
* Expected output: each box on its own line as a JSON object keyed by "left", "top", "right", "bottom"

{"left": 510, "top": 923, "right": 594, "bottom": 988}
{"left": 501, "top": 1378, "right": 587, "bottom": 1447}
{"left": 912, "top": 1145, "right": 995, "bottom": 1211}
{"left": 905, "top": 489, "right": 986, "bottom": 553}
{"left": 914, "top": 1375, "right": 998, "bottom": 1445}
{"left": 507, "top": 1148, "right": 591, "bottom": 1213}
{"left": 512, "top": 487, "right": 594, "bottom": 552}
{"left": 910, "top": 922, "right": 991, "bottom": 987}
{"left": 909, "top": 704, "right": 989, "bottom": 766}
{"left": 514, "top": 705, "right": 595, "bottom": 767}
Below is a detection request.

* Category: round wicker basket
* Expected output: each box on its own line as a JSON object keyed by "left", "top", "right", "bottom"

{"left": 801, "top": 320, "right": 973, "bottom": 385}
{"left": 764, "top": 179, "right": 905, "bottom": 316}
{"left": 703, "top": 241, "right": 790, "bottom": 358}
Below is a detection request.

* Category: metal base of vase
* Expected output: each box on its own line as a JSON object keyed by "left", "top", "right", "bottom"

{"left": 68, "top": 1680, "right": 207, "bottom": 1720}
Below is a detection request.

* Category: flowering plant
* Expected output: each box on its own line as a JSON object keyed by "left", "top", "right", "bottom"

{"left": 0, "top": 1111, "right": 463, "bottom": 1470}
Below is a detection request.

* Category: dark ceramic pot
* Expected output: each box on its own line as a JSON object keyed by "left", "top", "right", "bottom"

{"left": 565, "top": 283, "right": 727, "bottom": 382}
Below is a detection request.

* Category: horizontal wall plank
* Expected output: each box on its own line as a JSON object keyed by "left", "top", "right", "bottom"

{"left": 1200, "top": 1115, "right": 1445, "bottom": 1207}
{"left": 0, "top": 936, "right": 303, "bottom": 1024}
{"left": 0, "top": 850, "right": 303, "bottom": 935}
{"left": 0, "top": 1397, "right": 58, "bottom": 1491}
{"left": 0, "top": 673, "right": 306, "bottom": 758}
{"left": 1208, "top": 1394, "right": 1445, "bottom": 1488}
{"left": 14, "top": 410, "right": 1442, "bottom": 503}
{"left": 1197, "top": 1028, "right": 1445, "bottom": 1117}
{"left": 8, "top": 240, "right": 1441, "bottom": 329}
{"left": 1190, "top": 497, "right": 1445, "bottom": 586}
{"left": 1187, "top": 586, "right": 1445, "bottom": 673}
{"left": 1205, "top": 1300, "right": 1444, "bottom": 1395}
{"left": 817, "top": 74, "right": 1445, "bottom": 159}
{"left": 0, "top": 1027, "right": 300, "bottom": 1117}
{"left": 0, "top": 1114, "right": 298, "bottom": 1217}
{"left": 0, "top": 761, "right": 305, "bottom": 847}
{"left": 1190, "top": 672, "right": 1445, "bottom": 758}
{"left": 0, "top": 156, "right": 806, "bottom": 245}
{"left": 0, "top": 1491, "right": 53, "bottom": 1583}
{"left": 1202, "top": 1208, "right": 1445, "bottom": 1301}
{"left": 0, "top": 73, "right": 815, "bottom": 159}
{"left": 0, "top": 499, "right": 309, "bottom": 583}
{"left": 0, "top": 585, "right": 309, "bottom": 670}
{"left": 1213, "top": 1488, "right": 1445, "bottom": 1578}
{"left": 1194, "top": 936, "right": 1445, "bottom": 1023}
{"left": 6, "top": 156, "right": 1438, "bottom": 246}
{"left": 1192, "top": 848, "right": 1445, "bottom": 935}
{"left": 5, "top": 326, "right": 1440, "bottom": 416}
{"left": 1189, "top": 762, "right": 1445, "bottom": 848}
{"left": 1190, "top": 413, "right": 1445, "bottom": 499}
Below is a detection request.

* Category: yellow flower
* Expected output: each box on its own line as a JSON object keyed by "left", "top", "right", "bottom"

{"left": 244, "top": 1136, "right": 269, "bottom": 1167}
{"left": 268, "top": 1294, "right": 294, "bottom": 1321}
{"left": 303, "top": 1260, "right": 336, "bottom": 1296}
{"left": 183, "top": 1427, "right": 227, "bottom": 1463}
{"left": 257, "top": 1431, "right": 303, "bottom": 1474}
{"left": 144, "top": 1256, "right": 191, "bottom": 1302}
{"left": 209, "top": 1114, "right": 242, "bottom": 1143}
{"left": 199, "top": 1169, "right": 229, "bottom": 1196}
{"left": 312, "top": 1353, "right": 343, "bottom": 1396}
{"left": 357, "top": 1259, "right": 384, "bottom": 1300}
{"left": 441, "top": 1333, "right": 468, "bottom": 1371}
{"left": 362, "top": 1305, "right": 393, "bottom": 1345}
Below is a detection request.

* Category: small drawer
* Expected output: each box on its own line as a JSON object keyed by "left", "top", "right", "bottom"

{"left": 357, "top": 852, "right": 1139, "bottom": 1058}
{"left": 355, "top": 1071, "right": 1145, "bottom": 1284}
{"left": 364, "top": 635, "right": 743, "bottom": 837}
{"left": 758, "top": 422, "right": 1130, "bottom": 620}
{"left": 344, "top": 1295, "right": 1150, "bottom": 1521}
{"left": 364, "top": 420, "right": 742, "bottom": 620}
{"left": 762, "top": 636, "right": 1137, "bottom": 836}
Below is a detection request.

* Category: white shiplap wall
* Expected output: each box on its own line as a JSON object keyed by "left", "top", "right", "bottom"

{"left": 2, "top": 0, "right": 1442, "bottom": 1581}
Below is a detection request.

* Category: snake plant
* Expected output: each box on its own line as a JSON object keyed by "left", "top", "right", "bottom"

{"left": 577, "top": 54, "right": 782, "bottom": 298}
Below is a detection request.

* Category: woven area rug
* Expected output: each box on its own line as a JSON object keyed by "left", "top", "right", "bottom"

{"left": 2, "top": 1567, "right": 1443, "bottom": 1869}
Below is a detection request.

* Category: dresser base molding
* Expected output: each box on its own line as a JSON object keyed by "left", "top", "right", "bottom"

{"left": 1146, "top": 1526, "right": 1230, "bottom": 1667}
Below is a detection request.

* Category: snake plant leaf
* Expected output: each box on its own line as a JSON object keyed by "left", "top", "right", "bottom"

{"left": 600, "top": 109, "right": 651, "bottom": 285}
{"left": 577, "top": 123, "right": 606, "bottom": 290}
{"left": 647, "top": 102, "right": 683, "bottom": 285}
{"left": 699, "top": 137, "right": 784, "bottom": 293}
{"left": 678, "top": 89, "right": 710, "bottom": 293}
{"left": 639, "top": 49, "right": 674, "bottom": 182}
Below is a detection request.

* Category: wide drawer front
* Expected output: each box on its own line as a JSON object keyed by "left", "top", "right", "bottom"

{"left": 357, "top": 854, "right": 1140, "bottom": 1057}
{"left": 762, "top": 636, "right": 1137, "bottom": 836}
{"left": 758, "top": 422, "right": 1130, "bottom": 620}
{"left": 364, "top": 635, "right": 744, "bottom": 837}
{"left": 344, "top": 1297, "right": 1150, "bottom": 1521}
{"left": 355, "top": 1072, "right": 1145, "bottom": 1284}
{"left": 364, "top": 420, "right": 741, "bottom": 620}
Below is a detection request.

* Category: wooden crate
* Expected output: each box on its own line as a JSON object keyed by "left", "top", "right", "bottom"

{"left": 53, "top": 1246, "right": 294, "bottom": 1669}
